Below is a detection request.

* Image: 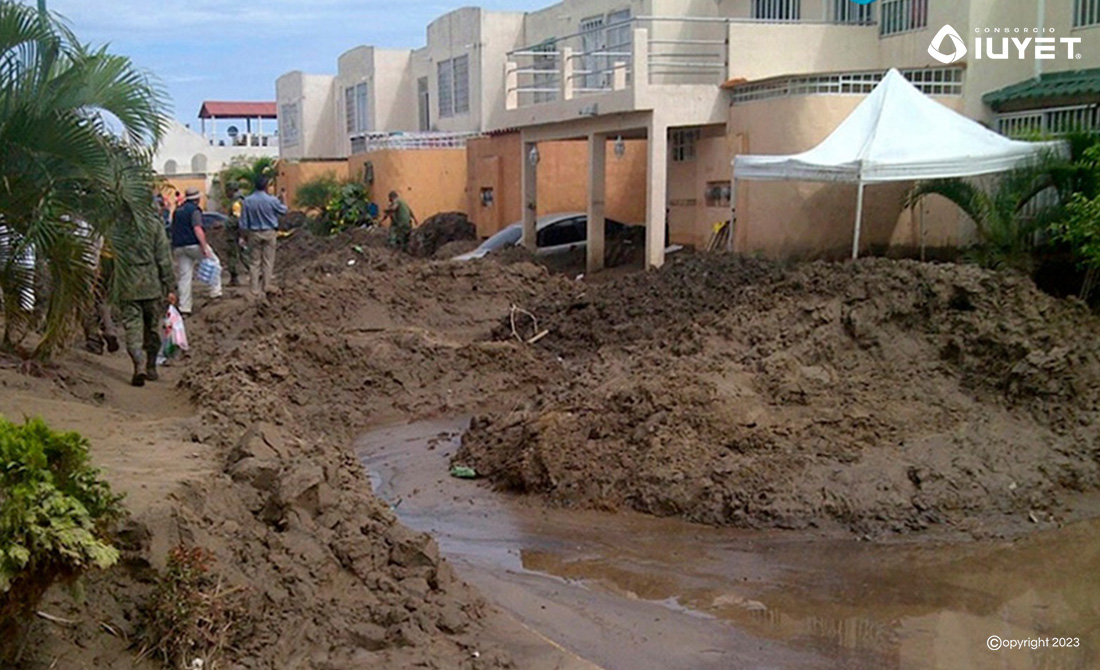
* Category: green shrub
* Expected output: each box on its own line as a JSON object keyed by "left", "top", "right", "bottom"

{"left": 323, "top": 182, "right": 376, "bottom": 236}
{"left": 294, "top": 172, "right": 341, "bottom": 212}
{"left": 0, "top": 416, "right": 124, "bottom": 663}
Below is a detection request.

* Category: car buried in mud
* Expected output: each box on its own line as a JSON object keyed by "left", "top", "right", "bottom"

{"left": 451, "top": 212, "right": 675, "bottom": 262}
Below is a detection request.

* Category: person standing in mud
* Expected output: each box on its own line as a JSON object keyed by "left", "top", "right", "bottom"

{"left": 171, "top": 187, "right": 222, "bottom": 315}
{"left": 240, "top": 175, "right": 287, "bottom": 301}
{"left": 383, "top": 191, "right": 417, "bottom": 252}
{"left": 225, "top": 189, "right": 249, "bottom": 286}
{"left": 114, "top": 212, "right": 176, "bottom": 387}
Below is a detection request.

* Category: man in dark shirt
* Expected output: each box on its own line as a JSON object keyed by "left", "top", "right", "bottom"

{"left": 170, "top": 187, "right": 221, "bottom": 315}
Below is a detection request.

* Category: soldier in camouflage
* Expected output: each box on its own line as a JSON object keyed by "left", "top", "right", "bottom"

{"left": 114, "top": 213, "right": 176, "bottom": 386}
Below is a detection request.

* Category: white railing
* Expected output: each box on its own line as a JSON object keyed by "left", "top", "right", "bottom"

{"left": 356, "top": 132, "right": 482, "bottom": 152}
{"left": 996, "top": 105, "right": 1100, "bottom": 138}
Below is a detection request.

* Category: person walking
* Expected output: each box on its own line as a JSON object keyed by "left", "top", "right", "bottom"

{"left": 382, "top": 191, "right": 417, "bottom": 252}
{"left": 170, "top": 187, "right": 221, "bottom": 315}
{"left": 240, "top": 175, "right": 287, "bottom": 301}
{"left": 114, "top": 213, "right": 176, "bottom": 387}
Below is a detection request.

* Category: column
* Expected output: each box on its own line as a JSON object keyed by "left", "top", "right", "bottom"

{"left": 522, "top": 140, "right": 538, "bottom": 252}
{"left": 505, "top": 61, "right": 518, "bottom": 110}
{"left": 587, "top": 133, "right": 607, "bottom": 274}
{"left": 561, "top": 47, "right": 575, "bottom": 101}
{"left": 646, "top": 115, "right": 668, "bottom": 269}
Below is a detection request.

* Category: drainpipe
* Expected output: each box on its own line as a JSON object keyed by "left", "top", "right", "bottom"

{"left": 1036, "top": 0, "right": 1046, "bottom": 81}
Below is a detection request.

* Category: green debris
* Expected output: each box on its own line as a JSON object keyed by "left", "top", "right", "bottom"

{"left": 449, "top": 466, "right": 478, "bottom": 480}
{"left": 352, "top": 245, "right": 364, "bottom": 255}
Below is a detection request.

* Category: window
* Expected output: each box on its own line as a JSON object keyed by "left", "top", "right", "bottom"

{"left": 880, "top": 0, "right": 928, "bottom": 36}
{"left": 1075, "top": 0, "right": 1100, "bottom": 28}
{"left": 670, "top": 129, "right": 700, "bottom": 162}
{"left": 280, "top": 102, "right": 300, "bottom": 147}
{"left": 580, "top": 15, "right": 605, "bottom": 91}
{"left": 606, "top": 9, "right": 633, "bottom": 84}
{"left": 438, "top": 60, "right": 454, "bottom": 118}
{"left": 344, "top": 86, "right": 356, "bottom": 133}
{"left": 753, "top": 0, "right": 800, "bottom": 21}
{"left": 537, "top": 218, "right": 585, "bottom": 248}
{"left": 417, "top": 77, "right": 430, "bottom": 131}
{"left": 729, "top": 67, "right": 963, "bottom": 104}
{"left": 437, "top": 57, "right": 469, "bottom": 118}
{"left": 831, "top": 0, "right": 874, "bottom": 24}
{"left": 706, "top": 181, "right": 732, "bottom": 208}
{"left": 350, "top": 137, "right": 367, "bottom": 154}
{"left": 355, "top": 83, "right": 369, "bottom": 133}
{"left": 532, "top": 42, "right": 558, "bottom": 104}
{"left": 453, "top": 55, "right": 470, "bottom": 114}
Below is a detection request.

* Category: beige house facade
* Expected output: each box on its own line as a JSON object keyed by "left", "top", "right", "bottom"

{"left": 277, "top": 0, "right": 1100, "bottom": 269}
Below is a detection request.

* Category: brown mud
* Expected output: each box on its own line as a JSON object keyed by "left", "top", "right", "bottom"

{"left": 5, "top": 226, "right": 1100, "bottom": 668}
{"left": 458, "top": 256, "right": 1100, "bottom": 537}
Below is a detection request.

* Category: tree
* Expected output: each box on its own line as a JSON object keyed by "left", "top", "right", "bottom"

{"left": 294, "top": 172, "right": 341, "bottom": 213}
{"left": 1053, "top": 144, "right": 1100, "bottom": 301}
{"left": 0, "top": 1, "right": 167, "bottom": 359}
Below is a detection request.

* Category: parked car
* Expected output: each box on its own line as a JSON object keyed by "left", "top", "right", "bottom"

{"left": 452, "top": 213, "right": 638, "bottom": 262}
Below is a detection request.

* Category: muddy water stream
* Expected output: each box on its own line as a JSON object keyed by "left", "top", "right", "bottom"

{"left": 358, "top": 419, "right": 1100, "bottom": 670}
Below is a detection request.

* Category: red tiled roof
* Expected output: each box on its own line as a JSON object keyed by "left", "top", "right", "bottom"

{"left": 198, "top": 101, "right": 277, "bottom": 119}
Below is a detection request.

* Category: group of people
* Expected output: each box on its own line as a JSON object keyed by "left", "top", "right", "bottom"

{"left": 89, "top": 180, "right": 413, "bottom": 387}
{"left": 89, "top": 175, "right": 288, "bottom": 386}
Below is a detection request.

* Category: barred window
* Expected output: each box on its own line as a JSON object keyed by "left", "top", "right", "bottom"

{"left": 1075, "top": 0, "right": 1100, "bottom": 28}
{"left": 671, "top": 129, "right": 700, "bottom": 162}
{"left": 729, "top": 68, "right": 962, "bottom": 104}
{"left": 279, "top": 103, "right": 300, "bottom": 147}
{"left": 753, "top": 0, "right": 800, "bottom": 21}
{"left": 344, "top": 86, "right": 356, "bottom": 133}
{"left": 438, "top": 59, "right": 454, "bottom": 118}
{"left": 880, "top": 0, "right": 928, "bottom": 36}
{"left": 355, "top": 83, "right": 369, "bottom": 133}
{"left": 453, "top": 55, "right": 470, "bottom": 114}
{"left": 832, "top": 0, "right": 874, "bottom": 24}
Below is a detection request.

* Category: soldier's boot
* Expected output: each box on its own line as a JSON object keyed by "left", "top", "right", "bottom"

{"left": 145, "top": 349, "right": 159, "bottom": 382}
{"left": 128, "top": 349, "right": 146, "bottom": 387}
{"left": 105, "top": 333, "right": 120, "bottom": 353}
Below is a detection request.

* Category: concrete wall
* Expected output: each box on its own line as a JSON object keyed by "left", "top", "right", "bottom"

{"left": 277, "top": 71, "right": 340, "bottom": 160}
{"left": 727, "top": 23, "right": 882, "bottom": 82}
{"left": 427, "top": 7, "right": 485, "bottom": 133}
{"left": 729, "top": 95, "right": 973, "bottom": 260}
{"left": 667, "top": 124, "right": 732, "bottom": 248}
{"left": 348, "top": 149, "right": 468, "bottom": 221}
{"left": 154, "top": 120, "right": 276, "bottom": 183}
{"left": 466, "top": 133, "right": 647, "bottom": 238}
{"left": 275, "top": 159, "right": 351, "bottom": 212}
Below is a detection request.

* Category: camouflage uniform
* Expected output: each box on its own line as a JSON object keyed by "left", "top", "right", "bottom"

{"left": 386, "top": 197, "right": 415, "bottom": 252}
{"left": 114, "top": 216, "right": 176, "bottom": 386}
{"left": 225, "top": 196, "right": 250, "bottom": 285}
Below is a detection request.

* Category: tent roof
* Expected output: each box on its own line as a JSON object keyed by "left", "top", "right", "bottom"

{"left": 733, "top": 69, "right": 1060, "bottom": 184}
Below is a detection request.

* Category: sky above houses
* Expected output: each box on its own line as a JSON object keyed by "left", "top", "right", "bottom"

{"left": 37, "top": 0, "right": 552, "bottom": 134}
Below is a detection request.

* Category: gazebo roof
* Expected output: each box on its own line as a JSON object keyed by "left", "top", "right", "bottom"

{"left": 198, "top": 101, "right": 277, "bottom": 119}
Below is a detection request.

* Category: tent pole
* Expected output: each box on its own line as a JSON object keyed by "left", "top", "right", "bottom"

{"left": 852, "top": 181, "right": 866, "bottom": 260}
{"left": 919, "top": 200, "right": 926, "bottom": 262}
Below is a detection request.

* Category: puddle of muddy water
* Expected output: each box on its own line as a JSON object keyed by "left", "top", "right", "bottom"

{"left": 358, "top": 419, "right": 1100, "bottom": 670}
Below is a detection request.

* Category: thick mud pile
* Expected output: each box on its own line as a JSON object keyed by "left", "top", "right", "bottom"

{"left": 409, "top": 212, "right": 476, "bottom": 259}
{"left": 458, "top": 256, "right": 1100, "bottom": 535}
{"left": 165, "top": 230, "right": 582, "bottom": 668}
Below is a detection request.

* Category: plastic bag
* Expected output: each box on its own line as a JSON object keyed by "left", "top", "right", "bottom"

{"left": 197, "top": 256, "right": 221, "bottom": 285}
{"left": 157, "top": 304, "right": 189, "bottom": 365}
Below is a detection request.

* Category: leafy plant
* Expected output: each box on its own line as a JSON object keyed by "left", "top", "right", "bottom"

{"left": 0, "top": 416, "right": 124, "bottom": 664}
{"left": 141, "top": 545, "right": 246, "bottom": 669}
{"left": 322, "top": 182, "right": 376, "bottom": 236}
{"left": 0, "top": 1, "right": 168, "bottom": 359}
{"left": 1053, "top": 146, "right": 1100, "bottom": 301}
{"left": 212, "top": 156, "right": 279, "bottom": 210}
{"left": 293, "top": 172, "right": 341, "bottom": 213}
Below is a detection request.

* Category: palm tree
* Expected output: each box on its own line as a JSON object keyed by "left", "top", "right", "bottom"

{"left": 0, "top": 1, "right": 167, "bottom": 359}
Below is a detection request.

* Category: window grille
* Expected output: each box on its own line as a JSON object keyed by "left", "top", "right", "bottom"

{"left": 355, "top": 83, "right": 369, "bottom": 133}
{"left": 438, "top": 59, "right": 454, "bottom": 118}
{"left": 344, "top": 86, "right": 356, "bottom": 133}
{"left": 753, "top": 0, "right": 801, "bottom": 21}
{"left": 1075, "top": 0, "right": 1100, "bottom": 28}
{"left": 831, "top": 0, "right": 874, "bottom": 24}
{"left": 729, "top": 67, "right": 962, "bottom": 104}
{"left": 880, "top": 0, "right": 928, "bottom": 36}
{"left": 453, "top": 55, "right": 470, "bottom": 114}
{"left": 671, "top": 129, "right": 700, "bottom": 162}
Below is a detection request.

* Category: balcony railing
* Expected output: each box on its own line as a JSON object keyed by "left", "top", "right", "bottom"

{"left": 996, "top": 104, "right": 1100, "bottom": 138}
{"left": 506, "top": 13, "right": 877, "bottom": 109}
{"left": 352, "top": 132, "right": 482, "bottom": 153}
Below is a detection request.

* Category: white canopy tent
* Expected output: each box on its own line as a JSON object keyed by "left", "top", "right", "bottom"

{"left": 732, "top": 69, "right": 1063, "bottom": 259}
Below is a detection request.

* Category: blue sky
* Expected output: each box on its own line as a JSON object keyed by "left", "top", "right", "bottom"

{"left": 36, "top": 0, "right": 551, "bottom": 130}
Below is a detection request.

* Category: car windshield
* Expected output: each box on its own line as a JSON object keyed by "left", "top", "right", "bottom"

{"left": 478, "top": 224, "right": 522, "bottom": 252}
